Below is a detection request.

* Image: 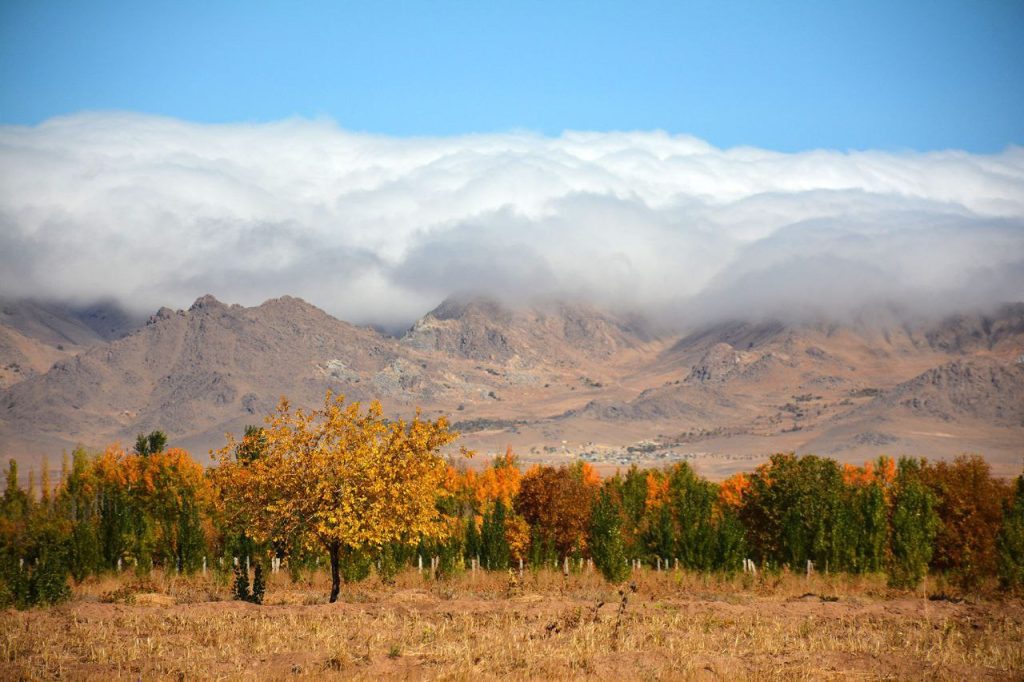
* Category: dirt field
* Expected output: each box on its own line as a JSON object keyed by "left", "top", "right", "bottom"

{"left": 3, "top": 569, "right": 1023, "bottom": 680}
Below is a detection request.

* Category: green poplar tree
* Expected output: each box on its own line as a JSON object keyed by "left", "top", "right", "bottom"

{"left": 888, "top": 459, "right": 939, "bottom": 589}
{"left": 481, "top": 499, "right": 510, "bottom": 570}
{"left": 740, "top": 454, "right": 843, "bottom": 569}
{"left": 643, "top": 504, "right": 675, "bottom": 566}
{"left": 464, "top": 515, "right": 481, "bottom": 563}
{"left": 60, "top": 447, "right": 102, "bottom": 582}
{"left": 2, "top": 460, "right": 29, "bottom": 520}
{"left": 668, "top": 464, "right": 717, "bottom": 570}
{"left": 856, "top": 482, "right": 888, "bottom": 573}
{"left": 997, "top": 475, "right": 1024, "bottom": 590}
{"left": 619, "top": 467, "right": 648, "bottom": 559}
{"left": 715, "top": 506, "right": 746, "bottom": 573}
{"left": 589, "top": 486, "right": 630, "bottom": 583}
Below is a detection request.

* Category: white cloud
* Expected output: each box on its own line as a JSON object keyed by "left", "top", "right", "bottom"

{"left": 0, "top": 112, "right": 1021, "bottom": 328}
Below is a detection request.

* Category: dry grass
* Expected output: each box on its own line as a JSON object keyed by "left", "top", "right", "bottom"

{"left": 2, "top": 568, "right": 1023, "bottom": 680}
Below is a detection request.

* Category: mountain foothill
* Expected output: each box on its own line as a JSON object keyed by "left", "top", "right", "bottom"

{"left": 1, "top": 293, "right": 1022, "bottom": 478}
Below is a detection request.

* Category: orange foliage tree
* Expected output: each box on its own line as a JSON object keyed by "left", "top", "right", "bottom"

{"left": 213, "top": 392, "right": 462, "bottom": 602}
{"left": 60, "top": 442, "right": 212, "bottom": 574}
{"left": 718, "top": 472, "right": 750, "bottom": 511}
{"left": 127, "top": 446, "right": 211, "bottom": 572}
{"left": 471, "top": 446, "right": 522, "bottom": 511}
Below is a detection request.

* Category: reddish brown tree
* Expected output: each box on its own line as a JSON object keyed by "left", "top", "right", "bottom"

{"left": 515, "top": 463, "right": 597, "bottom": 557}
{"left": 921, "top": 455, "right": 1011, "bottom": 587}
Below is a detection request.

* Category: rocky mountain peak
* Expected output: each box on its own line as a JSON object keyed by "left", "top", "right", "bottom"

{"left": 188, "top": 294, "right": 227, "bottom": 312}
{"left": 148, "top": 307, "right": 177, "bottom": 325}
{"left": 402, "top": 295, "right": 652, "bottom": 363}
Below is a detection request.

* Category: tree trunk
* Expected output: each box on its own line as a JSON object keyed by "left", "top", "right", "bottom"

{"left": 329, "top": 540, "right": 341, "bottom": 603}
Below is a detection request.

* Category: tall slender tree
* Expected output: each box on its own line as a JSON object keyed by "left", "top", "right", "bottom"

{"left": 888, "top": 458, "right": 939, "bottom": 589}
{"left": 997, "top": 475, "right": 1024, "bottom": 590}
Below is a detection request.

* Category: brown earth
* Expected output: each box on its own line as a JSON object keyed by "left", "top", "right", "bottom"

{"left": 2, "top": 569, "right": 1023, "bottom": 680}
{"left": 0, "top": 298, "right": 137, "bottom": 390}
{"left": 1, "top": 295, "right": 1022, "bottom": 478}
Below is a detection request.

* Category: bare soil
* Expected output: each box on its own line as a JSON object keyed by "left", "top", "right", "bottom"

{"left": 3, "top": 570, "right": 1022, "bottom": 680}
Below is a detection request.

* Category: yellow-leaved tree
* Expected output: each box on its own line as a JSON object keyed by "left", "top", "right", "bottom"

{"left": 213, "top": 392, "right": 460, "bottom": 602}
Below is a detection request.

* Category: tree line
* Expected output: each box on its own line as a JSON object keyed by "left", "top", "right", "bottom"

{"left": 2, "top": 393, "right": 1023, "bottom": 606}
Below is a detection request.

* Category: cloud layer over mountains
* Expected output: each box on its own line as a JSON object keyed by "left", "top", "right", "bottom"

{"left": 1, "top": 112, "right": 1022, "bottom": 328}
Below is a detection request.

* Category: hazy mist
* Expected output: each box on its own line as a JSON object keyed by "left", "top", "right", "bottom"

{"left": 1, "top": 112, "right": 1021, "bottom": 329}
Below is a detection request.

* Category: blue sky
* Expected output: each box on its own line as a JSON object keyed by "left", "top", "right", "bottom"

{"left": 1, "top": 0, "right": 1022, "bottom": 152}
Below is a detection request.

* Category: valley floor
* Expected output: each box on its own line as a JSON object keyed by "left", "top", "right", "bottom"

{"left": 2, "top": 570, "right": 1022, "bottom": 680}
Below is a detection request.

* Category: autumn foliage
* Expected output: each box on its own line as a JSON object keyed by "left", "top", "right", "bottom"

{"left": 2, "top": 393, "right": 1023, "bottom": 607}
{"left": 213, "top": 392, "right": 461, "bottom": 601}
{"left": 920, "top": 455, "right": 1012, "bottom": 587}
{"left": 515, "top": 462, "right": 598, "bottom": 558}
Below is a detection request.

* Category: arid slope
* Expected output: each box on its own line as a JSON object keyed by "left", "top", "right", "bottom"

{"left": 1, "top": 296, "right": 1021, "bottom": 476}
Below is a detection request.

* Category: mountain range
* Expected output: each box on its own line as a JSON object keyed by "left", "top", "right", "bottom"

{"left": 1, "top": 294, "right": 1022, "bottom": 478}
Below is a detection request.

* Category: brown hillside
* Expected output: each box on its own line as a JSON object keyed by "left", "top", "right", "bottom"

{"left": 1, "top": 295, "right": 1022, "bottom": 477}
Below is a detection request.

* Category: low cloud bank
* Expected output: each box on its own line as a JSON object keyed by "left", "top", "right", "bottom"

{"left": 1, "top": 112, "right": 1021, "bottom": 328}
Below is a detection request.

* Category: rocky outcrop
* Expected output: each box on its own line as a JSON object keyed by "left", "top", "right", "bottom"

{"left": 402, "top": 295, "right": 653, "bottom": 364}
{"left": 868, "top": 358, "right": 1024, "bottom": 424}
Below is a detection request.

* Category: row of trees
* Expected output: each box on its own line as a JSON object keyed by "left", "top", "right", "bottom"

{"left": 449, "top": 449, "right": 1023, "bottom": 590}
{"left": 2, "top": 393, "right": 1024, "bottom": 606}
{"left": 0, "top": 434, "right": 211, "bottom": 606}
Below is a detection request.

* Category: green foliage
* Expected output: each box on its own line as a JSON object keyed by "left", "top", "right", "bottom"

{"left": 668, "top": 464, "right": 719, "bottom": 570}
{"left": 227, "top": 552, "right": 278, "bottom": 603}
{"left": 250, "top": 561, "right": 266, "bottom": 604}
{"left": 833, "top": 481, "right": 888, "bottom": 574}
{"left": 617, "top": 466, "right": 648, "bottom": 559}
{"left": 741, "top": 454, "right": 844, "bottom": 569}
{"left": 236, "top": 425, "right": 268, "bottom": 463}
{"left": 997, "top": 475, "right": 1024, "bottom": 590}
{"left": 5, "top": 445, "right": 214, "bottom": 587}
{"left": 481, "top": 499, "right": 510, "bottom": 570}
{"left": 232, "top": 561, "right": 250, "bottom": 601}
{"left": 27, "top": 546, "right": 72, "bottom": 606}
{"left": 715, "top": 507, "right": 746, "bottom": 573}
{"left": 0, "top": 460, "right": 73, "bottom": 608}
{"left": 229, "top": 555, "right": 269, "bottom": 605}
{"left": 888, "top": 459, "right": 939, "bottom": 589}
{"left": 134, "top": 431, "right": 168, "bottom": 456}
{"left": 417, "top": 535, "right": 464, "bottom": 579}
{"left": 339, "top": 547, "right": 373, "bottom": 583}
{"left": 589, "top": 486, "right": 630, "bottom": 583}
{"left": 60, "top": 448, "right": 102, "bottom": 582}
{"left": 67, "top": 520, "right": 102, "bottom": 583}
{"left": 97, "top": 484, "right": 131, "bottom": 571}
{"left": 0, "top": 514, "right": 72, "bottom": 608}
{"left": 528, "top": 525, "right": 557, "bottom": 569}
{"left": 464, "top": 515, "right": 481, "bottom": 563}
{"left": 284, "top": 537, "right": 320, "bottom": 583}
{"left": 3, "top": 435, "right": 1022, "bottom": 607}
{"left": 376, "top": 542, "right": 415, "bottom": 583}
{"left": 174, "top": 498, "right": 206, "bottom": 573}
{"left": 3, "top": 460, "right": 29, "bottom": 520}
{"left": 643, "top": 505, "right": 675, "bottom": 565}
